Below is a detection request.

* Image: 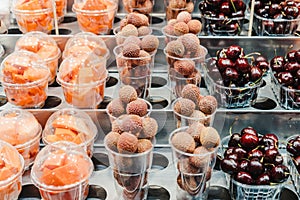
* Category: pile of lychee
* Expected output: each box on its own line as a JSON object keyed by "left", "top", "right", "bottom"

{"left": 166, "top": 0, "right": 195, "bottom": 21}
{"left": 173, "top": 84, "right": 218, "bottom": 127}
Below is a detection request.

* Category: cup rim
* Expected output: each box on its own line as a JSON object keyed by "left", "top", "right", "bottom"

{"left": 171, "top": 97, "right": 217, "bottom": 121}
{"left": 72, "top": 1, "right": 118, "bottom": 14}
{"left": 201, "top": 14, "right": 245, "bottom": 21}
{"left": 163, "top": 46, "right": 208, "bottom": 61}
{"left": 104, "top": 134, "right": 156, "bottom": 158}
{"left": 253, "top": 13, "right": 300, "bottom": 22}
{"left": 169, "top": 126, "right": 220, "bottom": 157}
{"left": 0, "top": 141, "right": 25, "bottom": 187}
{"left": 13, "top": 7, "right": 52, "bottom": 14}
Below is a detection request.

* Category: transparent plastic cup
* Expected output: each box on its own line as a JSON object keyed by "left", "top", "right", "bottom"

{"left": 15, "top": 31, "right": 61, "bottom": 85}
{"left": 31, "top": 141, "right": 94, "bottom": 200}
{"left": 0, "top": 140, "right": 24, "bottom": 200}
{"left": 0, "top": 108, "right": 41, "bottom": 169}
{"left": 57, "top": 52, "right": 108, "bottom": 109}
{"left": 12, "top": 0, "right": 53, "bottom": 33}
{"left": 113, "top": 26, "right": 152, "bottom": 45}
{"left": 0, "top": 50, "right": 50, "bottom": 108}
{"left": 169, "top": 126, "right": 219, "bottom": 200}
{"left": 114, "top": 45, "right": 156, "bottom": 99}
{"left": 203, "top": 58, "right": 262, "bottom": 108}
{"left": 164, "top": 0, "right": 195, "bottom": 21}
{"left": 62, "top": 32, "right": 110, "bottom": 60}
{"left": 253, "top": 14, "right": 300, "bottom": 36}
{"left": 55, "top": 0, "right": 67, "bottom": 23}
{"left": 106, "top": 98, "right": 152, "bottom": 123}
{"left": 172, "top": 97, "right": 216, "bottom": 128}
{"left": 104, "top": 135, "right": 155, "bottom": 200}
{"left": 42, "top": 108, "right": 98, "bottom": 157}
{"left": 122, "top": 0, "right": 154, "bottom": 15}
{"left": 72, "top": 0, "right": 117, "bottom": 35}
{"left": 0, "top": 9, "right": 9, "bottom": 34}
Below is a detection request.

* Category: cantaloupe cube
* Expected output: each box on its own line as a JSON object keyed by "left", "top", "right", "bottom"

{"left": 54, "top": 128, "right": 77, "bottom": 142}
{"left": 42, "top": 153, "right": 66, "bottom": 170}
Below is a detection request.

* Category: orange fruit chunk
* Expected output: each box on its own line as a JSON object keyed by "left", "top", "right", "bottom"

{"left": 54, "top": 128, "right": 77, "bottom": 142}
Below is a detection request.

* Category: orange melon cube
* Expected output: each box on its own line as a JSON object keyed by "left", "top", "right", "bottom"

{"left": 54, "top": 128, "right": 77, "bottom": 142}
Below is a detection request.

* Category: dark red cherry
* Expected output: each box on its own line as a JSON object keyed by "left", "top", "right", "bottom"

{"left": 235, "top": 171, "right": 253, "bottom": 185}
{"left": 235, "top": 58, "right": 250, "bottom": 73}
{"left": 223, "top": 67, "right": 239, "bottom": 81}
{"left": 263, "top": 133, "right": 279, "bottom": 146}
{"left": 221, "top": 158, "right": 238, "bottom": 175}
{"left": 248, "top": 149, "right": 263, "bottom": 160}
{"left": 286, "top": 50, "right": 297, "bottom": 62}
{"left": 233, "top": 147, "right": 247, "bottom": 160}
{"left": 295, "top": 49, "right": 300, "bottom": 63}
{"left": 227, "top": 153, "right": 239, "bottom": 161}
{"left": 224, "top": 147, "right": 235, "bottom": 157}
{"left": 264, "top": 148, "right": 279, "bottom": 163}
{"left": 240, "top": 133, "right": 259, "bottom": 150}
{"left": 238, "top": 160, "right": 249, "bottom": 172}
{"left": 270, "top": 165, "right": 289, "bottom": 183}
{"left": 249, "top": 158, "right": 264, "bottom": 178}
{"left": 228, "top": 133, "right": 241, "bottom": 147}
{"left": 270, "top": 56, "right": 285, "bottom": 72}
{"left": 269, "top": 4, "right": 282, "bottom": 17}
{"left": 256, "top": 61, "right": 269, "bottom": 73}
{"left": 220, "top": 1, "right": 231, "bottom": 16}
{"left": 274, "top": 155, "right": 284, "bottom": 165}
{"left": 226, "top": 45, "right": 242, "bottom": 60}
{"left": 277, "top": 71, "right": 294, "bottom": 86}
{"left": 217, "top": 58, "right": 235, "bottom": 72}
{"left": 250, "top": 66, "right": 263, "bottom": 82}
{"left": 256, "top": 173, "right": 270, "bottom": 185}
{"left": 283, "top": 62, "right": 300, "bottom": 74}
{"left": 241, "top": 127, "right": 258, "bottom": 137}
{"left": 255, "top": 55, "right": 267, "bottom": 64}
{"left": 283, "top": 6, "right": 299, "bottom": 19}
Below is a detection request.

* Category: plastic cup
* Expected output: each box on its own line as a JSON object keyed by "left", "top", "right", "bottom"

{"left": 114, "top": 45, "right": 156, "bottom": 99}
{"left": 0, "top": 9, "right": 9, "bottom": 34}
{"left": 15, "top": 31, "right": 61, "bottom": 85}
{"left": 122, "top": 0, "right": 154, "bottom": 15}
{"left": 0, "top": 108, "right": 41, "bottom": 169}
{"left": 106, "top": 98, "right": 152, "bottom": 123}
{"left": 31, "top": 141, "right": 94, "bottom": 200}
{"left": 42, "top": 108, "right": 98, "bottom": 157}
{"left": 0, "top": 140, "right": 24, "bottom": 200}
{"left": 72, "top": 0, "right": 117, "bottom": 35}
{"left": 104, "top": 135, "right": 155, "bottom": 200}
{"left": 169, "top": 126, "right": 219, "bottom": 200}
{"left": 55, "top": 0, "right": 67, "bottom": 23}
{"left": 62, "top": 32, "right": 110, "bottom": 60}
{"left": 164, "top": 0, "right": 195, "bottom": 21}
{"left": 113, "top": 26, "right": 152, "bottom": 45}
{"left": 0, "top": 50, "right": 50, "bottom": 108}
{"left": 57, "top": 52, "right": 108, "bottom": 109}
{"left": 12, "top": 0, "right": 53, "bottom": 33}
{"left": 172, "top": 97, "right": 216, "bottom": 128}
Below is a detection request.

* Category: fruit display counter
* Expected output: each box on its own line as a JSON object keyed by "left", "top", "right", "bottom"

{"left": 1, "top": 0, "right": 300, "bottom": 199}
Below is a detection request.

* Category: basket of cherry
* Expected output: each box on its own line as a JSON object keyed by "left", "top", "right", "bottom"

{"left": 269, "top": 49, "right": 300, "bottom": 109}
{"left": 286, "top": 135, "right": 300, "bottom": 196}
{"left": 204, "top": 45, "right": 268, "bottom": 108}
{"left": 199, "top": 0, "right": 246, "bottom": 35}
{"left": 221, "top": 127, "right": 290, "bottom": 200}
{"left": 252, "top": 0, "right": 300, "bottom": 36}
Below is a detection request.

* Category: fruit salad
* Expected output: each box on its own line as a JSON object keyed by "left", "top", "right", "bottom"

{"left": 31, "top": 141, "right": 93, "bottom": 200}
{"left": 72, "top": 0, "right": 117, "bottom": 34}
{"left": 12, "top": 0, "right": 53, "bottom": 33}
{"left": 0, "top": 50, "right": 50, "bottom": 108}
{"left": 15, "top": 31, "right": 61, "bottom": 85}
{"left": 43, "top": 108, "right": 98, "bottom": 157}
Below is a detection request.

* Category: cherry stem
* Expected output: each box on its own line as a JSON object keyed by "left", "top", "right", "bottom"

{"left": 229, "top": 117, "right": 239, "bottom": 136}
{"left": 244, "top": 52, "right": 261, "bottom": 58}
{"left": 230, "top": 0, "right": 237, "bottom": 13}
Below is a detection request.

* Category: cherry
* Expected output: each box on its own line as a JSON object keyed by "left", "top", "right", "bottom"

{"left": 269, "top": 4, "right": 282, "bottom": 17}
{"left": 248, "top": 149, "right": 263, "bottom": 160}
{"left": 254, "top": 55, "right": 267, "bottom": 64}
{"left": 283, "top": 6, "right": 299, "bottom": 19}
{"left": 256, "top": 61, "right": 269, "bottom": 73}
{"left": 231, "top": 10, "right": 245, "bottom": 18}
{"left": 233, "top": 147, "right": 247, "bottom": 160}
{"left": 224, "top": 147, "right": 235, "bottom": 157}
{"left": 235, "top": 171, "right": 253, "bottom": 185}
{"left": 221, "top": 158, "right": 238, "bottom": 175}
{"left": 286, "top": 50, "right": 297, "bottom": 62}
{"left": 293, "top": 156, "right": 300, "bottom": 173}
{"left": 227, "top": 153, "right": 239, "bottom": 161}
{"left": 274, "top": 155, "right": 284, "bottom": 165}
{"left": 250, "top": 66, "right": 263, "bottom": 82}
{"left": 256, "top": 173, "right": 270, "bottom": 185}
{"left": 241, "top": 127, "right": 258, "bottom": 137}
{"left": 270, "top": 165, "right": 289, "bottom": 183}
{"left": 238, "top": 160, "right": 249, "bottom": 172}
{"left": 264, "top": 148, "right": 279, "bottom": 163}
{"left": 263, "top": 133, "right": 279, "bottom": 146}
{"left": 287, "top": 139, "right": 299, "bottom": 155}
{"left": 240, "top": 133, "right": 259, "bottom": 150}
{"left": 217, "top": 48, "right": 228, "bottom": 59}
{"left": 249, "top": 158, "right": 264, "bottom": 178}
{"left": 290, "top": 139, "right": 300, "bottom": 156}
{"left": 277, "top": 71, "right": 294, "bottom": 86}
{"left": 270, "top": 56, "right": 285, "bottom": 72}
{"left": 220, "top": 2, "right": 231, "bottom": 16}
{"left": 223, "top": 67, "right": 239, "bottom": 81}
{"left": 283, "top": 62, "right": 300, "bottom": 74}
{"left": 235, "top": 58, "right": 250, "bottom": 73}
{"left": 226, "top": 45, "right": 242, "bottom": 60}
{"left": 217, "top": 58, "right": 235, "bottom": 72}
{"left": 295, "top": 49, "right": 300, "bottom": 63}
{"left": 228, "top": 133, "right": 241, "bottom": 147}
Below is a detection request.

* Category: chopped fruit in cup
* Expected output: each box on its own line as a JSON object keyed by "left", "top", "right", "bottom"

{"left": 0, "top": 140, "right": 24, "bottom": 200}
{"left": 0, "top": 109, "right": 42, "bottom": 169}
{"left": 15, "top": 31, "right": 61, "bottom": 85}
{"left": 31, "top": 141, "right": 93, "bottom": 200}
{"left": 0, "top": 50, "right": 50, "bottom": 108}
{"left": 57, "top": 52, "right": 107, "bottom": 108}
{"left": 55, "top": 0, "right": 67, "bottom": 22}
{"left": 12, "top": 0, "right": 53, "bottom": 33}
{"left": 43, "top": 108, "right": 98, "bottom": 157}
{"left": 72, "top": 0, "right": 117, "bottom": 35}
{"left": 62, "top": 32, "right": 109, "bottom": 60}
